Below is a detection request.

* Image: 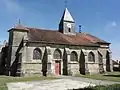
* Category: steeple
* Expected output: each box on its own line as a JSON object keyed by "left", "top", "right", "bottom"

{"left": 59, "top": 8, "right": 76, "bottom": 35}
{"left": 60, "top": 8, "right": 74, "bottom": 23}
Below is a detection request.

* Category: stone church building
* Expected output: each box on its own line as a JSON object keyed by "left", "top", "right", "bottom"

{"left": 6, "top": 8, "right": 113, "bottom": 76}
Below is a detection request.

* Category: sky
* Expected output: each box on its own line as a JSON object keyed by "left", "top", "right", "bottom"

{"left": 0, "top": 0, "right": 120, "bottom": 60}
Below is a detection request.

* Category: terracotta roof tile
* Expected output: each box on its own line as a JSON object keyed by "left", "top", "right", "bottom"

{"left": 8, "top": 24, "right": 29, "bottom": 32}
{"left": 25, "top": 28, "right": 109, "bottom": 46}
{"left": 82, "top": 33, "right": 109, "bottom": 44}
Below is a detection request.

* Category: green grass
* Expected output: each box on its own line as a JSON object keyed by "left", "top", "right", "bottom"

{"left": 0, "top": 75, "right": 57, "bottom": 90}
{"left": 2, "top": 72, "right": 120, "bottom": 90}
{"left": 73, "top": 84, "right": 120, "bottom": 90}
{"left": 75, "top": 72, "right": 120, "bottom": 82}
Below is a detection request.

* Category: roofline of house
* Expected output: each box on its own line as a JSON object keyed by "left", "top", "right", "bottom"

{"left": 97, "top": 42, "right": 111, "bottom": 45}
{"left": 8, "top": 28, "right": 29, "bottom": 32}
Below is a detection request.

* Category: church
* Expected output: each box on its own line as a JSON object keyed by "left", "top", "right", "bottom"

{"left": 6, "top": 8, "right": 113, "bottom": 76}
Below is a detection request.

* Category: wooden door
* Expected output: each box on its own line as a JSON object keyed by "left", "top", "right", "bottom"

{"left": 55, "top": 61, "right": 61, "bottom": 75}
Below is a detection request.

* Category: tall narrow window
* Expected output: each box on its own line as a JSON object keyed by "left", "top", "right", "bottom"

{"left": 33, "top": 48, "right": 42, "bottom": 60}
{"left": 53, "top": 49, "right": 61, "bottom": 59}
{"left": 68, "top": 28, "right": 71, "bottom": 32}
{"left": 70, "top": 51, "right": 78, "bottom": 61}
{"left": 88, "top": 52, "right": 95, "bottom": 62}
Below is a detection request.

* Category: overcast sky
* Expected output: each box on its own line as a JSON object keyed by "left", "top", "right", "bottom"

{"left": 0, "top": 0, "right": 120, "bottom": 60}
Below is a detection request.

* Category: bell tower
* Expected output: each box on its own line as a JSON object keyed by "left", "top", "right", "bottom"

{"left": 59, "top": 8, "right": 76, "bottom": 35}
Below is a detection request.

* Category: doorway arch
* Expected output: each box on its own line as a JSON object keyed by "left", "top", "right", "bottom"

{"left": 53, "top": 49, "right": 62, "bottom": 75}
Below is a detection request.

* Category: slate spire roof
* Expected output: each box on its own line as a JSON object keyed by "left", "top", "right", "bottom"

{"left": 60, "top": 8, "right": 74, "bottom": 22}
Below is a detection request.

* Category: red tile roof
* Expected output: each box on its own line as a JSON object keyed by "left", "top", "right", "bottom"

{"left": 112, "top": 60, "right": 119, "bottom": 65}
{"left": 8, "top": 26, "right": 110, "bottom": 46}
{"left": 26, "top": 27, "right": 110, "bottom": 46}
{"left": 8, "top": 24, "right": 29, "bottom": 32}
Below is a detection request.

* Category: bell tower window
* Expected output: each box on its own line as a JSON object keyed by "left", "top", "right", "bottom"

{"left": 68, "top": 28, "right": 71, "bottom": 32}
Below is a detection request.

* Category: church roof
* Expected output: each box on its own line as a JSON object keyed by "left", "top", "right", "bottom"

{"left": 60, "top": 8, "right": 74, "bottom": 22}
{"left": 25, "top": 27, "right": 110, "bottom": 46}
{"left": 8, "top": 24, "right": 29, "bottom": 32}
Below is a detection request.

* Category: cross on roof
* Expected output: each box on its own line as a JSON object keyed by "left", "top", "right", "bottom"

{"left": 65, "top": 0, "right": 68, "bottom": 8}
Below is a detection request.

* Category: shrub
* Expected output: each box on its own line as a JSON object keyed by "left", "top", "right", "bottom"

{"left": 113, "top": 67, "right": 120, "bottom": 71}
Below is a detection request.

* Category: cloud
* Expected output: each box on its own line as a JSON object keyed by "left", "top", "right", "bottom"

{"left": 104, "top": 21, "right": 117, "bottom": 31}
{"left": 1, "top": 0, "right": 24, "bottom": 14}
{"left": 111, "top": 21, "right": 116, "bottom": 27}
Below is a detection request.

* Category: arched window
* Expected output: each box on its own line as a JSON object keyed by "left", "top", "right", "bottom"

{"left": 88, "top": 52, "right": 95, "bottom": 62}
{"left": 70, "top": 51, "right": 78, "bottom": 61}
{"left": 33, "top": 48, "right": 42, "bottom": 60}
{"left": 53, "top": 49, "right": 61, "bottom": 59}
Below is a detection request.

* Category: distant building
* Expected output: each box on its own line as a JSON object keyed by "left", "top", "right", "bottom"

{"left": 112, "top": 60, "right": 120, "bottom": 71}
{"left": 5, "top": 8, "right": 113, "bottom": 76}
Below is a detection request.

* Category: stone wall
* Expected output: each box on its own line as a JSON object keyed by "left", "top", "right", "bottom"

{"left": 21, "top": 46, "right": 45, "bottom": 76}
{"left": 8, "top": 30, "right": 28, "bottom": 67}
{"left": 22, "top": 63, "right": 42, "bottom": 76}
{"left": 21, "top": 44, "right": 106, "bottom": 76}
{"left": 87, "top": 63, "right": 99, "bottom": 74}
{"left": 68, "top": 62, "right": 79, "bottom": 75}
{"left": 15, "top": 41, "right": 112, "bottom": 76}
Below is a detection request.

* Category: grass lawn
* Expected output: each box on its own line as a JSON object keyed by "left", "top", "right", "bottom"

{"left": 75, "top": 72, "right": 120, "bottom": 82}
{"left": 73, "top": 84, "right": 120, "bottom": 90}
{"left": 0, "top": 75, "right": 58, "bottom": 90}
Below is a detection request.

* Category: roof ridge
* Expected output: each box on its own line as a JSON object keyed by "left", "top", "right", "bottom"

{"left": 26, "top": 27, "right": 59, "bottom": 32}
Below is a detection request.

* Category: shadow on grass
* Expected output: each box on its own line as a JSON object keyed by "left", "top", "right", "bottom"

{"left": 72, "top": 84, "right": 120, "bottom": 90}
{"left": 104, "top": 75, "right": 120, "bottom": 77}
{"left": 72, "top": 88, "right": 93, "bottom": 90}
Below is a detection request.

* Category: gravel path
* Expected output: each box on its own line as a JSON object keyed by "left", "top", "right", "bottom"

{"left": 57, "top": 75, "right": 120, "bottom": 85}
{"left": 7, "top": 76, "right": 120, "bottom": 90}
{"left": 7, "top": 79, "right": 95, "bottom": 90}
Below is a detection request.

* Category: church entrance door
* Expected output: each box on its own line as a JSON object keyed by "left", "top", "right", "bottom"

{"left": 55, "top": 61, "right": 61, "bottom": 75}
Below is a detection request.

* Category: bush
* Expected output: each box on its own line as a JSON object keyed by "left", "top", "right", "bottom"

{"left": 113, "top": 67, "right": 120, "bottom": 71}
